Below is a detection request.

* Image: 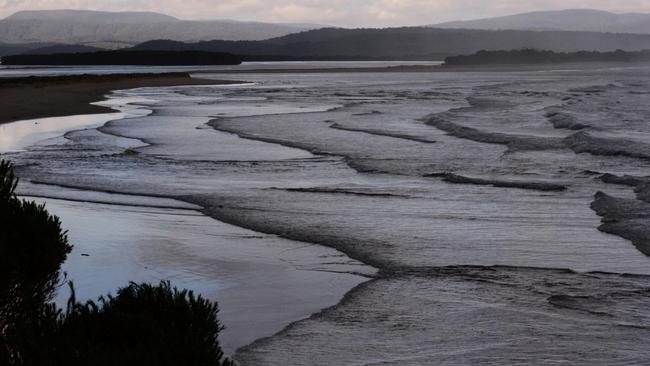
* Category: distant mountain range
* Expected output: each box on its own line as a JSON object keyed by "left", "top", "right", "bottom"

{"left": 0, "top": 10, "right": 319, "bottom": 46}
{"left": 434, "top": 9, "right": 650, "bottom": 34}
{"left": 5, "top": 9, "right": 650, "bottom": 62}
{"left": 133, "top": 27, "right": 650, "bottom": 60}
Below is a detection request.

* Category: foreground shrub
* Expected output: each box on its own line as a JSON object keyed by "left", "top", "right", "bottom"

{"left": 0, "top": 160, "right": 72, "bottom": 363}
{"left": 0, "top": 160, "right": 233, "bottom": 365}
{"left": 54, "top": 281, "right": 234, "bottom": 366}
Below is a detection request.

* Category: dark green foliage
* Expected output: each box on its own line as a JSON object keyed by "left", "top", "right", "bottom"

{"left": 445, "top": 49, "right": 650, "bottom": 65}
{"left": 53, "top": 281, "right": 234, "bottom": 366}
{"left": 0, "top": 160, "right": 233, "bottom": 365}
{"left": 0, "top": 160, "right": 72, "bottom": 363}
{"left": 3, "top": 303, "right": 62, "bottom": 365}
{"left": 0, "top": 160, "right": 18, "bottom": 200}
{"left": 1, "top": 50, "right": 242, "bottom": 66}
{"left": 4, "top": 282, "right": 234, "bottom": 366}
{"left": 132, "top": 27, "right": 650, "bottom": 60}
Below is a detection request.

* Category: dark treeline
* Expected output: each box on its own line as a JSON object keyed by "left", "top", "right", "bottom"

{"left": 445, "top": 49, "right": 650, "bottom": 65}
{"left": 0, "top": 43, "right": 37, "bottom": 57}
{"left": 240, "top": 54, "right": 417, "bottom": 61}
{"left": 8, "top": 27, "right": 650, "bottom": 62}
{"left": 17, "top": 44, "right": 102, "bottom": 55}
{"left": 0, "top": 160, "right": 233, "bottom": 366}
{"left": 1, "top": 50, "right": 242, "bottom": 65}
{"left": 131, "top": 27, "right": 650, "bottom": 60}
{"left": 0, "top": 42, "right": 104, "bottom": 57}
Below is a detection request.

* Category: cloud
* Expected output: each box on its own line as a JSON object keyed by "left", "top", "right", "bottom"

{"left": 1, "top": 0, "right": 650, "bottom": 26}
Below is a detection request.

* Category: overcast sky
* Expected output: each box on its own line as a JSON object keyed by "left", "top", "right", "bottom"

{"left": 1, "top": 0, "right": 650, "bottom": 26}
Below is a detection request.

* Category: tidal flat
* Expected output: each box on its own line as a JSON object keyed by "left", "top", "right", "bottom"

{"left": 3, "top": 65, "right": 650, "bottom": 364}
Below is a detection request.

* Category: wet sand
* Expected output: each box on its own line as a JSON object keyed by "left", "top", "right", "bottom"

{"left": 2, "top": 87, "right": 376, "bottom": 355}
{"left": 28, "top": 195, "right": 373, "bottom": 355}
{"left": 0, "top": 73, "right": 240, "bottom": 125}
{"left": 7, "top": 67, "right": 650, "bottom": 364}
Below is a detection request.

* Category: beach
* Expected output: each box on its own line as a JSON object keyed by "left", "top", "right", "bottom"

{"left": 2, "top": 64, "right": 650, "bottom": 364}
{"left": 0, "top": 72, "right": 240, "bottom": 124}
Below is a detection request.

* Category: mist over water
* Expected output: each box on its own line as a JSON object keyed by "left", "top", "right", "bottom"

{"left": 4, "top": 65, "right": 650, "bottom": 364}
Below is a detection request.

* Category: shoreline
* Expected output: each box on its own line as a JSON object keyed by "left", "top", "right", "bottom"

{"left": 6, "top": 63, "right": 650, "bottom": 363}
{"left": 21, "top": 189, "right": 375, "bottom": 356}
{"left": 195, "top": 61, "right": 650, "bottom": 74}
{"left": 7, "top": 86, "right": 377, "bottom": 356}
{"left": 0, "top": 72, "right": 241, "bottom": 125}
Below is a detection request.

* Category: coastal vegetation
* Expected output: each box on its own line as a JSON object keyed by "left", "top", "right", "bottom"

{"left": 0, "top": 160, "right": 72, "bottom": 365}
{"left": 130, "top": 27, "right": 650, "bottom": 60}
{"left": 6, "top": 26, "right": 650, "bottom": 62}
{"left": 444, "top": 49, "right": 650, "bottom": 65}
{"left": 0, "top": 160, "right": 233, "bottom": 365}
{"left": 1, "top": 50, "right": 242, "bottom": 66}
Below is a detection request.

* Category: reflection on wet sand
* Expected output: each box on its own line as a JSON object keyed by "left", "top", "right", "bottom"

{"left": 5, "top": 66, "right": 650, "bottom": 364}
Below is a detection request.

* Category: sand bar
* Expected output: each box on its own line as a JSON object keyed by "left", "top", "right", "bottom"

{"left": 0, "top": 72, "right": 240, "bottom": 125}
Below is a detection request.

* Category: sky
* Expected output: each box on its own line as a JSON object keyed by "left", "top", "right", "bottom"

{"left": 1, "top": 0, "right": 650, "bottom": 26}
